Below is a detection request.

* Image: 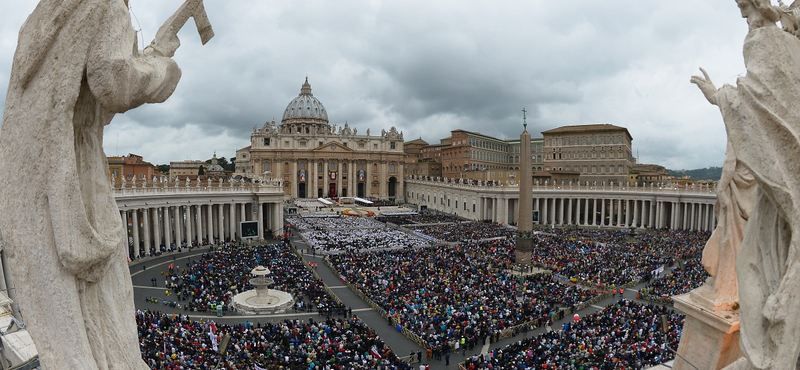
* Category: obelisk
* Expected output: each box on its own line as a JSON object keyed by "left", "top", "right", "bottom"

{"left": 516, "top": 109, "right": 533, "bottom": 264}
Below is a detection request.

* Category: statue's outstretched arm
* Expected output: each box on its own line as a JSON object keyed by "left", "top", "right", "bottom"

{"left": 86, "top": 3, "right": 181, "bottom": 113}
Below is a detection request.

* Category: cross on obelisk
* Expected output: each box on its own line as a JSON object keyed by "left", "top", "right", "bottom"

{"left": 522, "top": 108, "right": 528, "bottom": 131}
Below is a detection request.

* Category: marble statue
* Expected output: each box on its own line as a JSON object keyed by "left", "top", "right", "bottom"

{"left": 691, "top": 0, "right": 800, "bottom": 368}
{"left": 0, "top": 0, "right": 211, "bottom": 369}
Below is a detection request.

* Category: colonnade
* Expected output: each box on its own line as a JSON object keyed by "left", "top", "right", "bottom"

{"left": 530, "top": 197, "right": 716, "bottom": 231}
{"left": 119, "top": 201, "right": 284, "bottom": 259}
{"left": 405, "top": 179, "right": 717, "bottom": 232}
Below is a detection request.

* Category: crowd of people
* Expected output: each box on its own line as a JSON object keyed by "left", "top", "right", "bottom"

{"left": 376, "top": 213, "right": 463, "bottom": 226}
{"left": 527, "top": 228, "right": 710, "bottom": 287}
{"left": 301, "top": 228, "right": 430, "bottom": 254}
{"left": 167, "top": 242, "right": 341, "bottom": 314}
{"left": 289, "top": 216, "right": 384, "bottom": 231}
{"left": 411, "top": 222, "right": 515, "bottom": 242}
{"left": 639, "top": 257, "right": 709, "bottom": 304}
{"left": 138, "top": 310, "right": 412, "bottom": 370}
{"left": 328, "top": 240, "right": 601, "bottom": 348}
{"left": 462, "top": 299, "right": 684, "bottom": 370}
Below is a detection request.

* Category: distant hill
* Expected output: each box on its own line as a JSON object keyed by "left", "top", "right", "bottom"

{"left": 666, "top": 167, "right": 722, "bottom": 181}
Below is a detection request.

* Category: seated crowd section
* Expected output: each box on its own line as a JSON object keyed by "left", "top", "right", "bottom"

{"left": 462, "top": 299, "right": 684, "bottom": 370}
{"left": 162, "top": 242, "right": 342, "bottom": 314}
{"left": 138, "top": 312, "right": 411, "bottom": 370}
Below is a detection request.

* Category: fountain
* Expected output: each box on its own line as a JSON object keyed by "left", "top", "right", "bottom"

{"left": 231, "top": 266, "right": 294, "bottom": 314}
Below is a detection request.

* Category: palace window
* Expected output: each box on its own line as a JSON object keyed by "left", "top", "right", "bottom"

{"left": 263, "top": 138, "right": 270, "bottom": 146}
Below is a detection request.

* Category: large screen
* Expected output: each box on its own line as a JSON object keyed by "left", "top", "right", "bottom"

{"left": 240, "top": 221, "right": 259, "bottom": 238}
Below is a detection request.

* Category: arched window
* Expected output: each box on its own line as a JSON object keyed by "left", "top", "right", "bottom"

{"left": 263, "top": 162, "right": 270, "bottom": 172}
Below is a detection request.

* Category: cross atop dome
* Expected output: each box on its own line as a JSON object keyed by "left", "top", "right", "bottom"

{"left": 301, "top": 76, "right": 313, "bottom": 96}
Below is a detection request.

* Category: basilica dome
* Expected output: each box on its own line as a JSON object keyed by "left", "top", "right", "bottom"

{"left": 282, "top": 77, "right": 328, "bottom": 123}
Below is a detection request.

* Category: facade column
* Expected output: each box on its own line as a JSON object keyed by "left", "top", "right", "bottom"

{"left": 142, "top": 208, "right": 151, "bottom": 256}
{"left": 382, "top": 161, "right": 389, "bottom": 198}
{"left": 337, "top": 161, "right": 343, "bottom": 198}
{"left": 322, "top": 160, "right": 329, "bottom": 198}
{"left": 312, "top": 160, "right": 319, "bottom": 198}
{"left": 132, "top": 210, "right": 140, "bottom": 258}
{"left": 240, "top": 201, "right": 247, "bottom": 223}
{"left": 349, "top": 160, "right": 356, "bottom": 198}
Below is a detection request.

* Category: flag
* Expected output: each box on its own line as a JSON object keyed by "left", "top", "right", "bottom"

{"left": 370, "top": 345, "right": 382, "bottom": 360}
{"left": 254, "top": 364, "right": 267, "bottom": 370}
{"left": 209, "top": 331, "right": 218, "bottom": 352}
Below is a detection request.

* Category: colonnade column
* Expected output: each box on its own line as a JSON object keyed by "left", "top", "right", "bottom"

{"left": 582, "top": 199, "right": 589, "bottom": 226}
{"left": 206, "top": 204, "right": 213, "bottom": 243}
{"left": 142, "top": 208, "right": 151, "bottom": 256}
{"left": 164, "top": 207, "right": 172, "bottom": 248}
{"left": 257, "top": 203, "right": 264, "bottom": 239}
{"left": 567, "top": 198, "right": 573, "bottom": 225}
{"left": 229, "top": 203, "right": 236, "bottom": 240}
{"left": 152, "top": 207, "right": 161, "bottom": 250}
{"left": 275, "top": 202, "right": 283, "bottom": 237}
{"left": 216, "top": 204, "right": 223, "bottom": 242}
{"left": 174, "top": 206, "right": 182, "bottom": 247}
{"left": 185, "top": 205, "right": 193, "bottom": 245}
{"left": 600, "top": 199, "right": 606, "bottom": 227}
{"left": 195, "top": 205, "right": 203, "bottom": 245}
{"left": 132, "top": 210, "right": 140, "bottom": 258}
{"left": 121, "top": 211, "right": 128, "bottom": 257}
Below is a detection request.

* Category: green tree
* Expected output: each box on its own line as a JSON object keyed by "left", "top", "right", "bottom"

{"left": 157, "top": 164, "right": 170, "bottom": 174}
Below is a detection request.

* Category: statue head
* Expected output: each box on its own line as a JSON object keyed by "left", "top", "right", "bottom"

{"left": 737, "top": 0, "right": 780, "bottom": 27}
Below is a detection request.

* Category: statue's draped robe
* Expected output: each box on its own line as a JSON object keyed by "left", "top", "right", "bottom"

{"left": 715, "top": 25, "right": 800, "bottom": 370}
{"left": 700, "top": 141, "right": 755, "bottom": 308}
{"left": 0, "top": 0, "right": 179, "bottom": 369}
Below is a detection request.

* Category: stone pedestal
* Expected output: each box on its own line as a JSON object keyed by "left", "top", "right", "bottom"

{"left": 516, "top": 237, "right": 532, "bottom": 264}
{"left": 672, "top": 291, "right": 742, "bottom": 370}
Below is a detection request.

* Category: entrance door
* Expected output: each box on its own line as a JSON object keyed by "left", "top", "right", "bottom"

{"left": 328, "top": 184, "right": 337, "bottom": 198}
{"left": 357, "top": 183, "right": 365, "bottom": 198}
{"left": 298, "top": 183, "right": 306, "bottom": 199}
{"left": 342, "top": 188, "right": 347, "bottom": 197}
{"left": 318, "top": 188, "right": 323, "bottom": 198}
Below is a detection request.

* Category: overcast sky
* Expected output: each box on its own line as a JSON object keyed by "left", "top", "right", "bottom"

{"left": 0, "top": 1, "right": 751, "bottom": 169}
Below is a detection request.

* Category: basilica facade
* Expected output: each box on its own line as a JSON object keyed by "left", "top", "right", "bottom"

{"left": 236, "top": 78, "right": 405, "bottom": 200}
